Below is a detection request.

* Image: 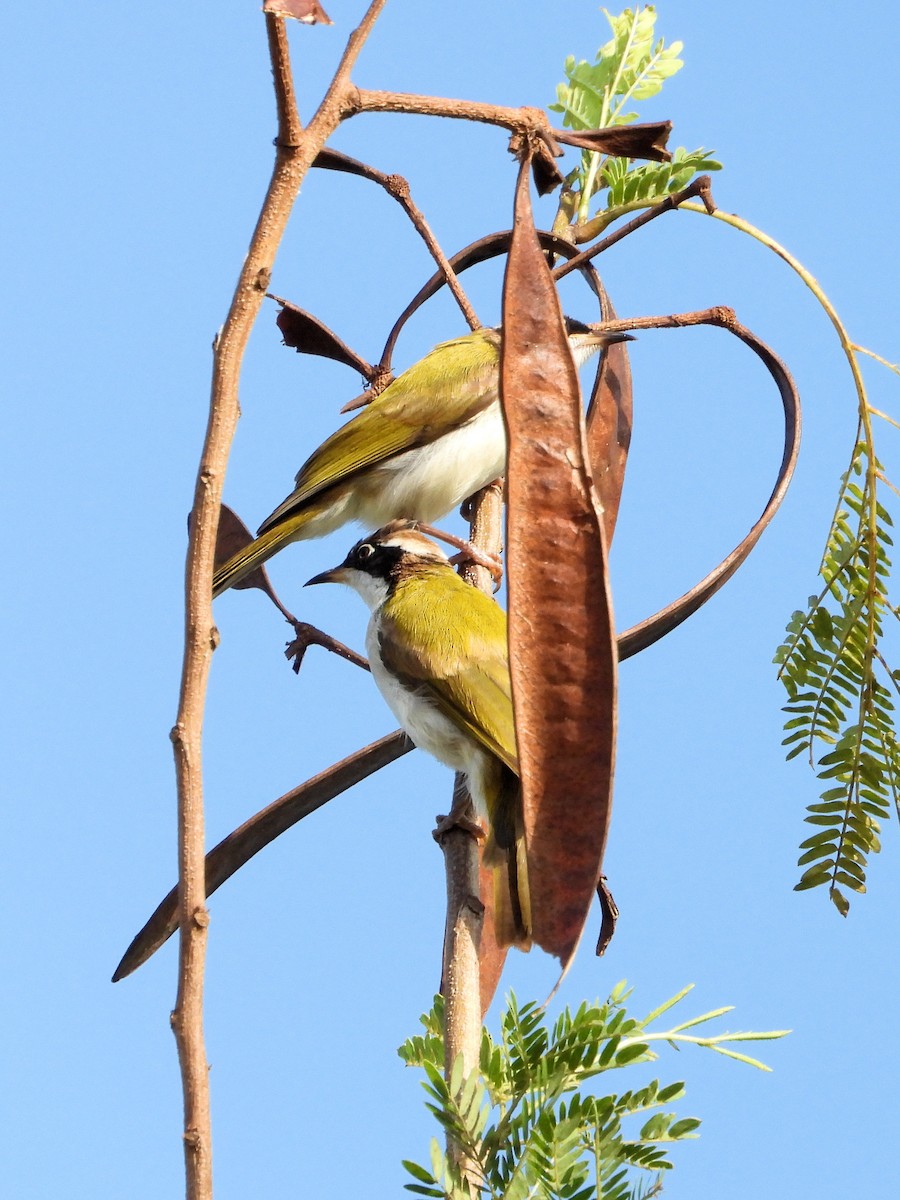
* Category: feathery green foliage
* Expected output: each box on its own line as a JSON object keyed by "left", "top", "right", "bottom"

{"left": 775, "top": 427, "right": 900, "bottom": 914}
{"left": 549, "top": 7, "right": 720, "bottom": 226}
{"left": 552, "top": 6, "right": 900, "bottom": 914}
{"left": 399, "top": 985, "right": 787, "bottom": 1199}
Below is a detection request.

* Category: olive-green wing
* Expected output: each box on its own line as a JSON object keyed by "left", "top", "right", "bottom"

{"left": 378, "top": 572, "right": 518, "bottom": 773}
{"left": 258, "top": 330, "right": 500, "bottom": 534}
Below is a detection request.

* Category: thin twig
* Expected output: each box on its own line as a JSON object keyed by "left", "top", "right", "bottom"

{"left": 853, "top": 344, "right": 900, "bottom": 376}
{"left": 171, "top": 9, "right": 388, "bottom": 1199}
{"left": 305, "top": 0, "right": 390, "bottom": 132}
{"left": 551, "top": 174, "right": 716, "bottom": 283}
{"left": 379, "top": 174, "right": 480, "bottom": 330}
{"left": 285, "top": 621, "right": 371, "bottom": 673}
{"left": 313, "top": 150, "right": 479, "bottom": 331}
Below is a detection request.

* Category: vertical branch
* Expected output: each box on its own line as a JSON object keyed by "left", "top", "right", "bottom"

{"left": 460, "top": 480, "right": 504, "bottom": 596}
{"left": 170, "top": 20, "right": 303, "bottom": 1199}
{"left": 441, "top": 480, "right": 503, "bottom": 1186}
{"left": 169, "top": 8, "right": 388, "bottom": 1196}
{"left": 440, "top": 774, "right": 484, "bottom": 1071}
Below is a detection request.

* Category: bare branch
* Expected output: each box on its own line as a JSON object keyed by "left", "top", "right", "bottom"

{"left": 305, "top": 0, "right": 390, "bottom": 133}
{"left": 552, "top": 174, "right": 716, "bottom": 282}
{"left": 351, "top": 90, "right": 553, "bottom": 134}
{"left": 349, "top": 92, "right": 671, "bottom": 166}
{"left": 171, "top": 8, "right": 388, "bottom": 1197}
{"left": 313, "top": 149, "right": 480, "bottom": 331}
{"left": 439, "top": 482, "right": 504, "bottom": 1187}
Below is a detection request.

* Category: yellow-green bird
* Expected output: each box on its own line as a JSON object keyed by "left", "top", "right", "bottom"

{"left": 306, "top": 521, "right": 529, "bottom": 948}
{"left": 213, "top": 321, "right": 630, "bottom": 597}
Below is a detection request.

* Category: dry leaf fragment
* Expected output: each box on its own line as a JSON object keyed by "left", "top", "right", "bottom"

{"left": 213, "top": 504, "right": 301, "bottom": 625}
{"left": 262, "top": 0, "right": 333, "bottom": 24}
{"left": 272, "top": 297, "right": 375, "bottom": 377}
{"left": 554, "top": 120, "right": 672, "bottom": 162}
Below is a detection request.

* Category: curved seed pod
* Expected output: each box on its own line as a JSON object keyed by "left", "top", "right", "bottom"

{"left": 501, "top": 154, "right": 618, "bottom": 969}
{"left": 476, "top": 854, "right": 507, "bottom": 1015}
{"left": 377, "top": 228, "right": 606, "bottom": 374}
{"left": 586, "top": 285, "right": 633, "bottom": 547}
{"left": 610, "top": 309, "right": 801, "bottom": 660}
{"left": 112, "top": 732, "right": 412, "bottom": 981}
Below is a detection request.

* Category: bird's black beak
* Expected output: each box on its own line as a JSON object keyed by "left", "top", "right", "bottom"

{"left": 304, "top": 564, "right": 347, "bottom": 587}
{"left": 595, "top": 329, "right": 635, "bottom": 346}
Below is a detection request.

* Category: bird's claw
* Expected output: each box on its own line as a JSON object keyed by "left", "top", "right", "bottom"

{"left": 432, "top": 810, "right": 487, "bottom": 844}
{"left": 448, "top": 545, "right": 504, "bottom": 589}
{"left": 412, "top": 521, "right": 504, "bottom": 589}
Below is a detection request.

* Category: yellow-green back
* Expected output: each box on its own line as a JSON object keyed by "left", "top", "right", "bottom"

{"left": 258, "top": 329, "right": 501, "bottom": 534}
{"left": 378, "top": 564, "right": 517, "bottom": 772}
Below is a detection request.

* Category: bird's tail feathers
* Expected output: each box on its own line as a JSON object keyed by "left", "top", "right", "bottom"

{"left": 212, "top": 513, "right": 312, "bottom": 598}
{"left": 484, "top": 765, "right": 532, "bottom": 951}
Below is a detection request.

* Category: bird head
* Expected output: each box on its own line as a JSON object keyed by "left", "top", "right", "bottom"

{"left": 563, "top": 317, "right": 634, "bottom": 367}
{"left": 305, "top": 521, "right": 449, "bottom": 611}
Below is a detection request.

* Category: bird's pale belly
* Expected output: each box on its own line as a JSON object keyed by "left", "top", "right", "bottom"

{"left": 351, "top": 403, "right": 507, "bottom": 527}
{"left": 366, "top": 624, "right": 492, "bottom": 815}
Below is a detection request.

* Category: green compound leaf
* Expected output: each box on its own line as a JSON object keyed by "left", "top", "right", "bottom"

{"left": 602, "top": 146, "right": 721, "bottom": 210}
{"left": 551, "top": 7, "right": 682, "bottom": 133}
{"left": 776, "top": 433, "right": 900, "bottom": 912}
{"left": 402, "top": 987, "right": 785, "bottom": 1199}
{"left": 550, "top": 6, "right": 721, "bottom": 226}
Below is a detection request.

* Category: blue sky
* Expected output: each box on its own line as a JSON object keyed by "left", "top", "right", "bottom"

{"left": 4, "top": 2, "right": 899, "bottom": 1196}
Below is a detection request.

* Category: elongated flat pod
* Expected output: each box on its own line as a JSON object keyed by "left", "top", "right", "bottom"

{"left": 113, "top": 732, "right": 412, "bottom": 981}
{"left": 501, "top": 155, "right": 618, "bottom": 969}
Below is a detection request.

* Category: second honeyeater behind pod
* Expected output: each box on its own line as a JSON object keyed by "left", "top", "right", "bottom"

{"left": 306, "top": 521, "right": 529, "bottom": 948}
{"left": 213, "top": 320, "right": 632, "bottom": 597}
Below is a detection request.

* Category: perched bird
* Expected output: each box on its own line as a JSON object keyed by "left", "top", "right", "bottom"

{"left": 213, "top": 320, "right": 630, "bottom": 597}
{"left": 306, "top": 522, "right": 529, "bottom": 948}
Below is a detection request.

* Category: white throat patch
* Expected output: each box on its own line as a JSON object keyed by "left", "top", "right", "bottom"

{"left": 570, "top": 337, "right": 605, "bottom": 369}
{"left": 340, "top": 568, "right": 391, "bottom": 613}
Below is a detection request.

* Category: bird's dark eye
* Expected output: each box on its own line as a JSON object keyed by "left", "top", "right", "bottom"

{"left": 356, "top": 543, "right": 375, "bottom": 561}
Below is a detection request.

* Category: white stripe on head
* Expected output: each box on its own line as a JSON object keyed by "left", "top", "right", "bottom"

{"left": 373, "top": 524, "right": 451, "bottom": 564}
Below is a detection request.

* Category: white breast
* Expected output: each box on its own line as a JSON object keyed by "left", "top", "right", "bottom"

{"left": 365, "top": 615, "right": 491, "bottom": 812}
{"left": 352, "top": 402, "right": 507, "bottom": 527}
